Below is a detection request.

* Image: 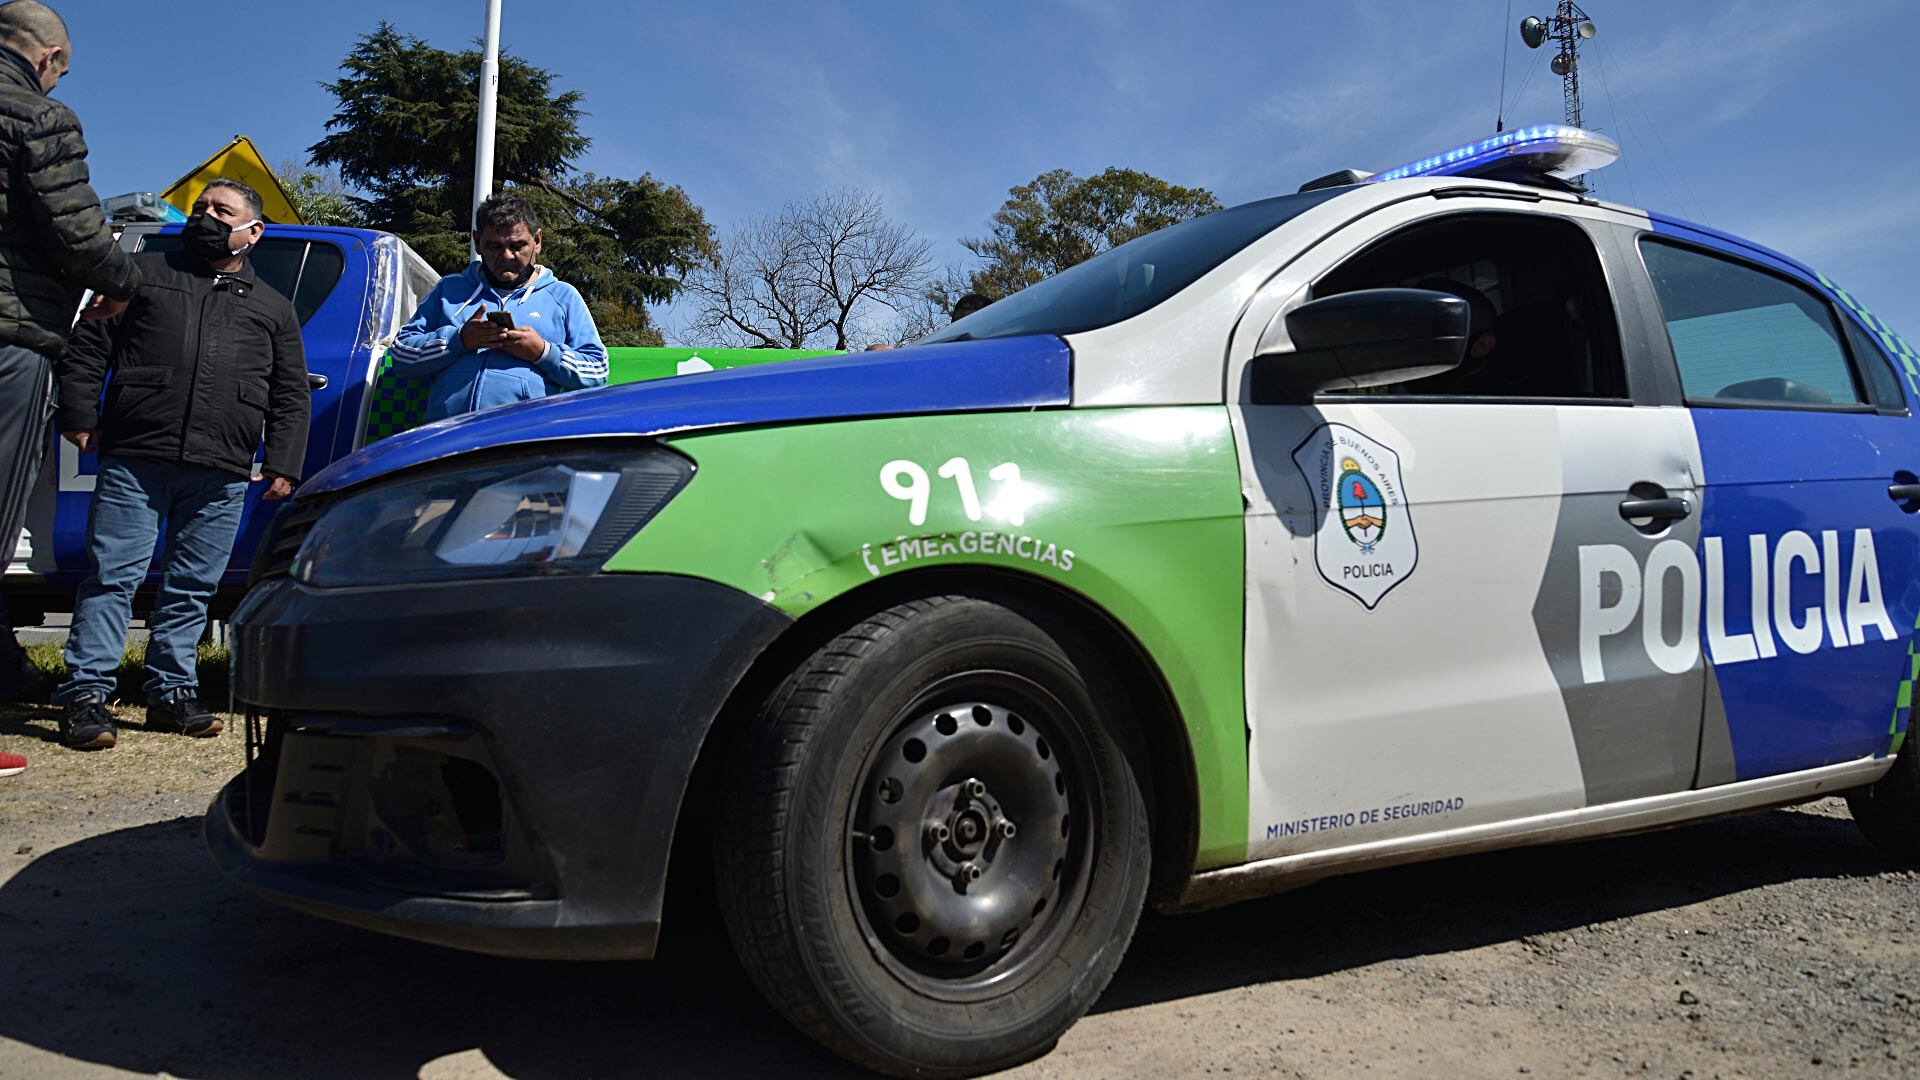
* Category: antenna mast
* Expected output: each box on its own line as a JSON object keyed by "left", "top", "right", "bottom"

{"left": 1520, "top": 2, "right": 1598, "bottom": 190}
{"left": 1552, "top": 0, "right": 1589, "bottom": 131}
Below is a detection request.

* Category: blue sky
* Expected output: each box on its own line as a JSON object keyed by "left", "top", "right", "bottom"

{"left": 53, "top": 0, "right": 1920, "bottom": 340}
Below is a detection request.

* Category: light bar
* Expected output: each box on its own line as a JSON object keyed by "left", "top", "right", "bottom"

{"left": 1363, "top": 125, "right": 1621, "bottom": 185}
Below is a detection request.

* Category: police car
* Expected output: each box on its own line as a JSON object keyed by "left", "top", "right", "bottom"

{"left": 208, "top": 126, "right": 1920, "bottom": 1077}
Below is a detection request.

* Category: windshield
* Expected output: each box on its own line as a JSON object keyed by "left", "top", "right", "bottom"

{"left": 919, "top": 187, "right": 1348, "bottom": 344}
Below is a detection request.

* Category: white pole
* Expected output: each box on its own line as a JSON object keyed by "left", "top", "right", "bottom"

{"left": 471, "top": 0, "right": 502, "bottom": 247}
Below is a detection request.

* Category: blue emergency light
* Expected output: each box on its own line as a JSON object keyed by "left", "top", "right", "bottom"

{"left": 1363, "top": 124, "right": 1620, "bottom": 185}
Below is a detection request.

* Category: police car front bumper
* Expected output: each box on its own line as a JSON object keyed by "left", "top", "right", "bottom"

{"left": 204, "top": 572, "right": 790, "bottom": 960}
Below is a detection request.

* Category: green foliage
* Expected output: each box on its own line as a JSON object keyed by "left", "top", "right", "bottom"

{"left": 589, "top": 298, "right": 666, "bottom": 347}
{"left": 26, "top": 639, "right": 230, "bottom": 706}
{"left": 310, "top": 22, "right": 586, "bottom": 240}
{"left": 273, "top": 161, "right": 365, "bottom": 227}
{"left": 514, "top": 172, "right": 713, "bottom": 312}
{"left": 309, "top": 22, "right": 712, "bottom": 339}
{"left": 963, "top": 167, "right": 1222, "bottom": 299}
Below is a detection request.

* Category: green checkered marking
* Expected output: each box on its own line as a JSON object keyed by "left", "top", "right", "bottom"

{"left": 1888, "top": 608, "right": 1919, "bottom": 759}
{"left": 1817, "top": 272, "right": 1920, "bottom": 760}
{"left": 363, "top": 351, "right": 430, "bottom": 443}
{"left": 1816, "top": 272, "right": 1920, "bottom": 398}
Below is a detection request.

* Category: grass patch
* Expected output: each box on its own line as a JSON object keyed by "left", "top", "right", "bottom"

{"left": 1, "top": 642, "right": 242, "bottom": 817}
{"left": 23, "top": 638, "right": 231, "bottom": 706}
{"left": 0, "top": 699, "right": 240, "bottom": 814}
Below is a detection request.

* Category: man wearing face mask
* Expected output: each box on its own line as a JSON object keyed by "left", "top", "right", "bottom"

{"left": 51, "top": 178, "right": 308, "bottom": 751}
{"left": 0, "top": 1, "right": 140, "bottom": 716}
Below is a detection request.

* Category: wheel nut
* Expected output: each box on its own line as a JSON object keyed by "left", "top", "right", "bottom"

{"left": 998, "top": 820, "right": 1017, "bottom": 839}
{"left": 959, "top": 862, "right": 983, "bottom": 882}
{"left": 928, "top": 823, "right": 950, "bottom": 844}
{"left": 965, "top": 778, "right": 987, "bottom": 798}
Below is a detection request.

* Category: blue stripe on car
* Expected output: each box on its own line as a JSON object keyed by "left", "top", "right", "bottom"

{"left": 300, "top": 335, "right": 1075, "bottom": 496}
{"left": 1648, "top": 215, "right": 1920, "bottom": 779}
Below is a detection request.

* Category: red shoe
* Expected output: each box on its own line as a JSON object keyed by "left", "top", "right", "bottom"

{"left": 0, "top": 751, "right": 24, "bottom": 777}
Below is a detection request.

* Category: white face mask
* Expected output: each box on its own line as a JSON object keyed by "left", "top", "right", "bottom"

{"left": 227, "top": 220, "right": 261, "bottom": 256}
{"left": 184, "top": 213, "right": 262, "bottom": 261}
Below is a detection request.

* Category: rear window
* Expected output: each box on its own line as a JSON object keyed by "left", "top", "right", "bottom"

{"left": 918, "top": 187, "right": 1347, "bottom": 344}
{"left": 1640, "top": 240, "right": 1862, "bottom": 407}
{"left": 137, "top": 234, "right": 347, "bottom": 326}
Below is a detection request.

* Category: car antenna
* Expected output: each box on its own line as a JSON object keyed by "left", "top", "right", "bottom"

{"left": 1496, "top": 0, "right": 1513, "bottom": 133}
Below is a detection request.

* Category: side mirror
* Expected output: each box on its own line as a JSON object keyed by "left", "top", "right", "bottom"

{"left": 1248, "top": 288, "right": 1471, "bottom": 403}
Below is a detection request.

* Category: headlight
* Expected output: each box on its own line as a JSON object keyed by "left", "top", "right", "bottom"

{"left": 290, "top": 448, "right": 692, "bottom": 588}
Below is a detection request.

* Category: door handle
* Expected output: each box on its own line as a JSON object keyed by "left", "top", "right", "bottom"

{"left": 1619, "top": 497, "right": 1691, "bottom": 521}
{"left": 1889, "top": 483, "right": 1920, "bottom": 502}
{"left": 307, "top": 373, "right": 329, "bottom": 391}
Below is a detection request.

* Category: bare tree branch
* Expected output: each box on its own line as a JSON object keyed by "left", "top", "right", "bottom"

{"left": 682, "top": 190, "right": 932, "bottom": 350}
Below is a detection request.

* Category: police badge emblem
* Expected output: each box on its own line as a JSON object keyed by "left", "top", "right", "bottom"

{"left": 1292, "top": 423, "right": 1418, "bottom": 609}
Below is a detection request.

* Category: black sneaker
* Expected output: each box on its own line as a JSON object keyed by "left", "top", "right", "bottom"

{"left": 61, "top": 697, "right": 117, "bottom": 750}
{"left": 146, "top": 689, "right": 222, "bottom": 738}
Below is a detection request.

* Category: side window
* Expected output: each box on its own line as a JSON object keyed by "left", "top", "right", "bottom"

{"left": 245, "top": 239, "right": 308, "bottom": 303}
{"left": 1841, "top": 317, "right": 1909, "bottom": 414}
{"left": 135, "top": 235, "right": 343, "bottom": 326}
{"left": 291, "top": 242, "right": 346, "bottom": 326}
{"left": 1640, "top": 240, "right": 1863, "bottom": 408}
{"left": 1314, "top": 213, "right": 1627, "bottom": 399}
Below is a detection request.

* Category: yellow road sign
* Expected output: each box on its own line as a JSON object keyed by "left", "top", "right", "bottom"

{"left": 161, "top": 135, "right": 303, "bottom": 225}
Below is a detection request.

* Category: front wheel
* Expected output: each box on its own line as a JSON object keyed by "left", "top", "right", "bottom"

{"left": 1848, "top": 737, "right": 1920, "bottom": 862}
{"left": 714, "top": 596, "right": 1150, "bottom": 1077}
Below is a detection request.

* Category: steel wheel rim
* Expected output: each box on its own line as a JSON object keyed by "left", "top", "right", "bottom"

{"left": 845, "top": 671, "right": 1094, "bottom": 1000}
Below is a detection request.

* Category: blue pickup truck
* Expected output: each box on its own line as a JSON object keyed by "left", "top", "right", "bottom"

{"left": 1, "top": 221, "right": 821, "bottom": 626}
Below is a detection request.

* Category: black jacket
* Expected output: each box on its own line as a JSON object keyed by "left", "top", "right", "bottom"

{"left": 0, "top": 47, "right": 139, "bottom": 357}
{"left": 58, "top": 249, "right": 309, "bottom": 480}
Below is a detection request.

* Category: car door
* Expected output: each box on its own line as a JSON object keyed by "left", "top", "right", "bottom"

{"left": 1634, "top": 226, "right": 1920, "bottom": 782}
{"left": 1228, "top": 196, "right": 1707, "bottom": 861}
{"left": 44, "top": 227, "right": 363, "bottom": 584}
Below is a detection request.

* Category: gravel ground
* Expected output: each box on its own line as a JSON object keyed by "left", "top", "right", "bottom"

{"left": 1, "top": 708, "right": 1915, "bottom": 1079}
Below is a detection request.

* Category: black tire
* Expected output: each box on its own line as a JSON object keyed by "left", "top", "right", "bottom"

{"left": 1848, "top": 737, "right": 1920, "bottom": 862}
{"left": 713, "top": 596, "right": 1150, "bottom": 1077}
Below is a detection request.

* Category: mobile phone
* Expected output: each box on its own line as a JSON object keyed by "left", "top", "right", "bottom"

{"left": 486, "top": 310, "right": 516, "bottom": 330}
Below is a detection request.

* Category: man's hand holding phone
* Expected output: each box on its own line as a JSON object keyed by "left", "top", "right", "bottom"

{"left": 458, "top": 304, "right": 545, "bottom": 362}
{"left": 459, "top": 303, "right": 508, "bottom": 351}
{"left": 495, "top": 322, "right": 547, "bottom": 363}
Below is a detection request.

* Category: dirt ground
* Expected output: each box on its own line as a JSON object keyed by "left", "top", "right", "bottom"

{"left": 2, "top": 704, "right": 1916, "bottom": 1079}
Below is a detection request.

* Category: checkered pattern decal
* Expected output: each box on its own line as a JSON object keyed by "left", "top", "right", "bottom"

{"left": 363, "top": 352, "right": 429, "bottom": 443}
{"left": 1817, "top": 275, "right": 1920, "bottom": 758}
{"left": 1817, "top": 272, "right": 1920, "bottom": 398}
{"left": 1890, "top": 621, "right": 1916, "bottom": 758}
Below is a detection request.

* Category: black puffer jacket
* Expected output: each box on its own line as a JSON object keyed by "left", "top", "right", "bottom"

{"left": 58, "top": 249, "right": 308, "bottom": 480}
{"left": 0, "top": 46, "right": 139, "bottom": 358}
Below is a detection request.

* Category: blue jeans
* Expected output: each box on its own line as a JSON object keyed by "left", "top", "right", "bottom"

{"left": 56, "top": 455, "right": 248, "bottom": 703}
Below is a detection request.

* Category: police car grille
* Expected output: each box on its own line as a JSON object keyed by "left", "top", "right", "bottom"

{"left": 251, "top": 499, "right": 328, "bottom": 584}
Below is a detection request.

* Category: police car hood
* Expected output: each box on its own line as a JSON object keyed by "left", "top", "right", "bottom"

{"left": 301, "top": 335, "right": 1073, "bottom": 497}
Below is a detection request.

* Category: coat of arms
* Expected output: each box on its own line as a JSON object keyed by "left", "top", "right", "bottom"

{"left": 1292, "top": 424, "right": 1418, "bottom": 610}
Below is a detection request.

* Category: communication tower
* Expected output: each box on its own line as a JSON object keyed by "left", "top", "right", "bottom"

{"left": 1519, "top": 2, "right": 1599, "bottom": 188}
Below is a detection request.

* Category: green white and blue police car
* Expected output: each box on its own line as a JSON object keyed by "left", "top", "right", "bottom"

{"left": 209, "top": 127, "right": 1920, "bottom": 1077}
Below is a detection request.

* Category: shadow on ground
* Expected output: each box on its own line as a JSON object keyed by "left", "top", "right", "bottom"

{"left": 1096, "top": 803, "right": 1896, "bottom": 1013}
{"left": 0, "top": 816, "right": 846, "bottom": 1079}
{"left": 0, "top": 705, "right": 65, "bottom": 743}
{"left": 0, "top": 805, "right": 1895, "bottom": 1077}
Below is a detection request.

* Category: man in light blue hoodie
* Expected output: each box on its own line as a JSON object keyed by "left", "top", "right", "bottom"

{"left": 392, "top": 194, "right": 608, "bottom": 421}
